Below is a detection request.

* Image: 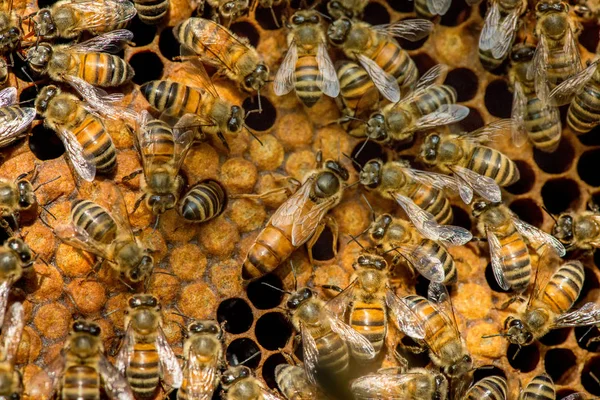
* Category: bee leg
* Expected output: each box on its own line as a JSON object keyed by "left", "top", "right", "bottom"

{"left": 306, "top": 216, "right": 339, "bottom": 265}
{"left": 122, "top": 169, "right": 143, "bottom": 183}
{"left": 495, "top": 295, "right": 524, "bottom": 311}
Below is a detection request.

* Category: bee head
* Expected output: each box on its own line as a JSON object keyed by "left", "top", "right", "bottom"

{"left": 227, "top": 105, "right": 244, "bottom": 134}
{"left": 536, "top": 0, "right": 568, "bottom": 14}
{"left": 290, "top": 10, "right": 320, "bottom": 27}
{"left": 128, "top": 294, "right": 160, "bottom": 332}
{"left": 445, "top": 354, "right": 472, "bottom": 377}
{"left": 16, "top": 179, "right": 35, "bottom": 211}
{"left": 510, "top": 44, "right": 535, "bottom": 63}
{"left": 286, "top": 287, "right": 313, "bottom": 310}
{"left": 365, "top": 113, "right": 388, "bottom": 141}
{"left": 221, "top": 366, "right": 251, "bottom": 388}
{"left": 421, "top": 133, "right": 442, "bottom": 164}
{"left": 552, "top": 213, "right": 574, "bottom": 248}
{"left": 243, "top": 63, "right": 269, "bottom": 92}
{"left": 504, "top": 316, "right": 534, "bottom": 345}
{"left": 355, "top": 253, "right": 387, "bottom": 270}
{"left": 147, "top": 192, "right": 177, "bottom": 215}
{"left": 34, "top": 9, "right": 56, "bottom": 38}
{"left": 69, "top": 320, "right": 101, "bottom": 357}
{"left": 34, "top": 85, "right": 59, "bottom": 114}
{"left": 188, "top": 320, "right": 223, "bottom": 339}
{"left": 72, "top": 320, "right": 101, "bottom": 336}
{"left": 359, "top": 159, "right": 383, "bottom": 189}
{"left": 327, "top": 17, "right": 352, "bottom": 46}
{"left": 370, "top": 213, "right": 393, "bottom": 241}
{"left": 129, "top": 293, "right": 159, "bottom": 309}
{"left": 26, "top": 43, "right": 53, "bottom": 72}
{"left": 219, "top": 0, "right": 245, "bottom": 18}
{"left": 0, "top": 26, "right": 21, "bottom": 52}
{"left": 6, "top": 237, "right": 33, "bottom": 268}
{"left": 327, "top": 1, "right": 354, "bottom": 19}
{"left": 127, "top": 254, "right": 153, "bottom": 282}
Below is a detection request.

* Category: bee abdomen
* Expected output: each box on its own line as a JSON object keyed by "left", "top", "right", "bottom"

{"left": 242, "top": 225, "right": 295, "bottom": 281}
{"left": 498, "top": 229, "right": 531, "bottom": 293}
{"left": 73, "top": 114, "right": 117, "bottom": 174}
{"left": 78, "top": 53, "right": 133, "bottom": 87}
{"left": 418, "top": 239, "right": 457, "bottom": 284}
{"left": 178, "top": 180, "right": 226, "bottom": 223}
{"left": 404, "top": 295, "right": 454, "bottom": 348}
{"left": 128, "top": 344, "right": 160, "bottom": 398}
{"left": 134, "top": 0, "right": 169, "bottom": 24}
{"left": 479, "top": 48, "right": 505, "bottom": 71}
{"left": 141, "top": 80, "right": 202, "bottom": 116}
{"left": 542, "top": 260, "right": 584, "bottom": 314}
{"left": 71, "top": 199, "right": 118, "bottom": 244}
{"left": 315, "top": 330, "right": 350, "bottom": 375}
{"left": 338, "top": 61, "right": 376, "bottom": 110}
{"left": 414, "top": 0, "right": 435, "bottom": 18}
{"left": 467, "top": 146, "right": 519, "bottom": 186}
{"left": 522, "top": 373, "right": 555, "bottom": 400}
{"left": 409, "top": 184, "right": 453, "bottom": 225}
{"left": 372, "top": 41, "right": 417, "bottom": 90}
{"left": 295, "top": 56, "right": 322, "bottom": 107}
{"left": 465, "top": 376, "right": 508, "bottom": 400}
{"left": 141, "top": 120, "right": 175, "bottom": 166}
{"left": 525, "top": 97, "right": 561, "bottom": 152}
{"left": 350, "top": 301, "right": 386, "bottom": 359}
{"left": 567, "top": 81, "right": 600, "bottom": 135}
{"left": 62, "top": 365, "right": 100, "bottom": 400}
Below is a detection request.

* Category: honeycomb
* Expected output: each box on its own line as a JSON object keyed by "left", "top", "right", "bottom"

{"left": 1, "top": 0, "right": 600, "bottom": 398}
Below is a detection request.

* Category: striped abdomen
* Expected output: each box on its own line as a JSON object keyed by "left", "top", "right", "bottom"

{"left": 311, "top": 327, "right": 350, "bottom": 377}
{"left": 134, "top": 0, "right": 169, "bottom": 24}
{"left": 66, "top": 52, "right": 133, "bottom": 87}
{"left": 295, "top": 56, "right": 321, "bottom": 107}
{"left": 242, "top": 224, "right": 295, "bottom": 280}
{"left": 178, "top": 180, "right": 226, "bottom": 223}
{"left": 406, "top": 183, "right": 453, "bottom": 225}
{"left": 495, "top": 223, "right": 530, "bottom": 293}
{"left": 70, "top": 111, "right": 117, "bottom": 174}
{"left": 368, "top": 39, "right": 417, "bottom": 90}
{"left": 525, "top": 96, "right": 561, "bottom": 152}
{"left": 61, "top": 365, "right": 100, "bottom": 400}
{"left": 479, "top": 48, "right": 505, "bottom": 71}
{"left": 127, "top": 340, "right": 160, "bottom": 399}
{"left": 410, "top": 85, "right": 457, "bottom": 118}
{"left": 466, "top": 146, "right": 519, "bottom": 186}
{"left": 546, "top": 48, "right": 580, "bottom": 90}
{"left": 522, "top": 373, "right": 555, "bottom": 400}
{"left": 417, "top": 238, "right": 457, "bottom": 284}
{"left": 567, "top": 72, "right": 600, "bottom": 135}
{"left": 139, "top": 119, "right": 174, "bottom": 167}
{"left": 541, "top": 261, "right": 584, "bottom": 314}
{"left": 464, "top": 376, "right": 507, "bottom": 400}
{"left": 71, "top": 199, "right": 118, "bottom": 244}
{"left": 275, "top": 364, "right": 320, "bottom": 400}
{"left": 349, "top": 299, "right": 386, "bottom": 359}
{"left": 141, "top": 80, "right": 205, "bottom": 116}
{"left": 337, "top": 61, "right": 377, "bottom": 117}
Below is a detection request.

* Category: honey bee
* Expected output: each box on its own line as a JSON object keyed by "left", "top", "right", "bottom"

{"left": 419, "top": 119, "right": 521, "bottom": 203}
{"left": 174, "top": 17, "right": 269, "bottom": 96}
{"left": 177, "top": 320, "right": 223, "bottom": 400}
{"left": 563, "top": 61, "right": 600, "bottom": 135}
{"left": 414, "top": 0, "right": 451, "bottom": 17}
{"left": 29, "top": 320, "right": 134, "bottom": 400}
{"left": 335, "top": 60, "right": 379, "bottom": 133}
{"left": 0, "top": 238, "right": 33, "bottom": 330}
{"left": 552, "top": 202, "right": 600, "bottom": 251}
{"left": 368, "top": 213, "right": 458, "bottom": 284}
{"left": 502, "top": 260, "right": 600, "bottom": 346}
{"left": 32, "top": 0, "right": 136, "bottom": 39}
{"left": 54, "top": 182, "right": 154, "bottom": 283}
{"left": 478, "top": 0, "right": 527, "bottom": 71}
{"left": 508, "top": 43, "right": 562, "bottom": 152}
{"left": 134, "top": 0, "right": 168, "bottom": 24}
{"left": 116, "top": 294, "right": 183, "bottom": 398}
{"left": 327, "top": 0, "right": 369, "bottom": 19}
{"left": 273, "top": 10, "right": 339, "bottom": 107}
{"left": 519, "top": 373, "right": 555, "bottom": 399}
{"left": 473, "top": 201, "right": 565, "bottom": 293}
{"left": 350, "top": 367, "right": 448, "bottom": 400}
{"left": 275, "top": 363, "right": 330, "bottom": 400}
{"left": 463, "top": 376, "right": 508, "bottom": 399}
{"left": 0, "top": 302, "right": 25, "bottom": 400}
{"left": 178, "top": 180, "right": 227, "bottom": 224}
{"left": 358, "top": 159, "right": 474, "bottom": 245}
{"left": 0, "top": 87, "right": 35, "bottom": 150}
{"left": 26, "top": 29, "right": 135, "bottom": 87}
{"left": 221, "top": 365, "right": 284, "bottom": 400}
{"left": 0, "top": 6, "right": 22, "bottom": 83}
{"left": 361, "top": 64, "right": 469, "bottom": 143}
{"left": 327, "top": 17, "right": 433, "bottom": 103}
{"left": 239, "top": 156, "right": 348, "bottom": 282}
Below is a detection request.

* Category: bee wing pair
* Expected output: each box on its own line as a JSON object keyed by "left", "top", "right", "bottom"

{"left": 510, "top": 81, "right": 529, "bottom": 148}
{"left": 403, "top": 167, "right": 473, "bottom": 204}
{"left": 546, "top": 60, "right": 599, "bottom": 106}
{"left": 351, "top": 371, "right": 426, "bottom": 399}
{"left": 0, "top": 87, "right": 35, "bottom": 149}
{"left": 0, "top": 302, "right": 24, "bottom": 365}
{"left": 426, "top": 0, "right": 451, "bottom": 15}
{"left": 479, "top": 2, "right": 521, "bottom": 60}
{"left": 56, "top": 0, "right": 137, "bottom": 33}
{"left": 182, "top": 350, "right": 220, "bottom": 399}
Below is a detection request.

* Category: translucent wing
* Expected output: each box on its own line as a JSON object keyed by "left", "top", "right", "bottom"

{"left": 487, "top": 229, "right": 511, "bottom": 291}
{"left": 549, "top": 61, "right": 598, "bottom": 106}
{"left": 453, "top": 165, "right": 502, "bottom": 203}
{"left": 55, "top": 126, "right": 97, "bottom": 182}
{"left": 55, "top": 0, "right": 136, "bottom": 31}
{"left": 428, "top": 282, "right": 462, "bottom": 338}
{"left": 324, "top": 279, "right": 356, "bottom": 316}
{"left": 426, "top": 0, "right": 451, "bottom": 15}
{"left": 291, "top": 195, "right": 337, "bottom": 247}
{"left": 273, "top": 42, "right": 298, "bottom": 96}
{"left": 70, "top": 29, "right": 134, "bottom": 53}
{"left": 326, "top": 310, "right": 376, "bottom": 360}
{"left": 372, "top": 19, "right": 434, "bottom": 41}
{"left": 512, "top": 216, "right": 566, "bottom": 257}
{"left": 416, "top": 64, "right": 447, "bottom": 91}
{"left": 171, "top": 114, "right": 197, "bottom": 173}
{"left": 28, "top": 350, "right": 66, "bottom": 399}
{"left": 257, "top": 386, "right": 286, "bottom": 400}
{"left": 461, "top": 118, "right": 515, "bottom": 144}
{"left": 1, "top": 302, "right": 24, "bottom": 364}
{"left": 403, "top": 167, "right": 473, "bottom": 204}
{"left": 479, "top": 1, "right": 500, "bottom": 51}
{"left": 54, "top": 223, "right": 112, "bottom": 260}
{"left": 385, "top": 291, "right": 426, "bottom": 339}
{"left": 532, "top": 35, "right": 550, "bottom": 105}
{"left": 552, "top": 302, "right": 600, "bottom": 328}
{"left": 491, "top": 11, "right": 519, "bottom": 59}
{"left": 511, "top": 81, "right": 528, "bottom": 147}
{"left": 156, "top": 325, "right": 183, "bottom": 388}
{"left": 563, "top": 28, "right": 582, "bottom": 72}
{"left": 95, "top": 181, "right": 136, "bottom": 240}
{"left": 183, "top": 349, "right": 219, "bottom": 399}
{"left": 357, "top": 54, "right": 400, "bottom": 103}
{"left": 115, "top": 324, "right": 135, "bottom": 375}
{"left": 66, "top": 76, "right": 136, "bottom": 122}
{"left": 351, "top": 372, "right": 420, "bottom": 399}
{"left": 179, "top": 46, "right": 220, "bottom": 99}
{"left": 393, "top": 242, "right": 445, "bottom": 282}
{"left": 270, "top": 178, "right": 313, "bottom": 230}
{"left": 316, "top": 42, "right": 340, "bottom": 98}
{"left": 414, "top": 104, "right": 470, "bottom": 130}
{"left": 300, "top": 324, "right": 319, "bottom": 385}
{"left": 0, "top": 282, "right": 9, "bottom": 331}
{"left": 98, "top": 353, "right": 135, "bottom": 400}
{"left": 0, "top": 87, "right": 16, "bottom": 107}
{"left": 0, "top": 107, "right": 35, "bottom": 148}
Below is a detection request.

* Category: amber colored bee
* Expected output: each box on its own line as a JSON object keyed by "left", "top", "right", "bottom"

{"left": 0, "top": 303, "right": 25, "bottom": 400}
{"left": 275, "top": 363, "right": 330, "bottom": 400}
{"left": 177, "top": 320, "right": 223, "bottom": 400}
{"left": 239, "top": 156, "right": 348, "bottom": 281}
{"left": 519, "top": 373, "right": 555, "bottom": 400}
{"left": 26, "top": 29, "right": 134, "bottom": 87}
{"left": 174, "top": 17, "right": 269, "bottom": 95}
{"left": 552, "top": 202, "right": 600, "bottom": 251}
{"left": 327, "top": 0, "right": 369, "bottom": 19}
{"left": 29, "top": 320, "right": 135, "bottom": 400}
{"left": 0, "top": 87, "right": 36, "bottom": 150}
{"left": 463, "top": 376, "right": 508, "bottom": 399}
{"left": 178, "top": 180, "right": 227, "bottom": 224}
{"left": 0, "top": 170, "right": 48, "bottom": 233}
{"left": 351, "top": 367, "right": 448, "bottom": 400}
{"left": 0, "top": 238, "right": 33, "bottom": 330}
{"left": 221, "top": 365, "right": 284, "bottom": 400}
{"left": 116, "top": 294, "right": 183, "bottom": 399}
{"left": 335, "top": 60, "right": 379, "bottom": 134}
{"left": 273, "top": 10, "right": 339, "bottom": 107}
{"left": 55, "top": 182, "right": 154, "bottom": 283}
{"left": 503, "top": 260, "right": 600, "bottom": 346}
{"left": 472, "top": 200, "right": 565, "bottom": 293}
{"left": 327, "top": 17, "right": 433, "bottom": 102}
{"left": 32, "top": 0, "right": 136, "bottom": 39}
{"left": 133, "top": 0, "right": 168, "bottom": 24}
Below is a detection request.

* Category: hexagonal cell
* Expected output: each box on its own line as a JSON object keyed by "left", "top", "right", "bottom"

{"left": 255, "top": 4, "right": 286, "bottom": 30}
{"left": 217, "top": 297, "right": 254, "bottom": 334}
{"left": 128, "top": 16, "right": 157, "bottom": 47}
{"left": 509, "top": 198, "right": 543, "bottom": 228}
{"left": 451, "top": 205, "right": 471, "bottom": 231}
{"left": 362, "top": 2, "right": 390, "bottom": 25}
{"left": 444, "top": 68, "right": 478, "bottom": 102}
{"left": 582, "top": 356, "right": 600, "bottom": 396}
{"left": 255, "top": 312, "right": 293, "bottom": 350}
{"left": 579, "top": 149, "right": 600, "bottom": 187}
{"left": 28, "top": 124, "right": 65, "bottom": 160}
{"left": 395, "top": 338, "right": 431, "bottom": 368}
{"left": 158, "top": 27, "right": 180, "bottom": 61}
{"left": 247, "top": 274, "right": 285, "bottom": 309}
{"left": 459, "top": 107, "right": 484, "bottom": 133}
{"left": 472, "top": 365, "right": 506, "bottom": 381}
{"left": 350, "top": 141, "right": 387, "bottom": 170}
{"left": 130, "top": 51, "right": 164, "bottom": 85}
{"left": 243, "top": 96, "right": 276, "bottom": 132}
{"left": 262, "top": 353, "right": 287, "bottom": 389}
{"left": 230, "top": 21, "right": 260, "bottom": 48}
{"left": 545, "top": 348, "right": 576, "bottom": 384}
{"left": 226, "top": 338, "right": 261, "bottom": 369}
{"left": 579, "top": 24, "right": 600, "bottom": 54}
{"left": 577, "top": 124, "right": 600, "bottom": 146}
{"left": 440, "top": 0, "right": 471, "bottom": 26}
{"left": 534, "top": 137, "right": 574, "bottom": 174}
{"left": 542, "top": 178, "right": 580, "bottom": 215}
{"left": 539, "top": 328, "right": 571, "bottom": 347}
{"left": 505, "top": 160, "right": 536, "bottom": 195}
{"left": 507, "top": 343, "right": 540, "bottom": 372}
{"left": 484, "top": 80, "right": 512, "bottom": 119}
{"left": 412, "top": 53, "right": 438, "bottom": 77}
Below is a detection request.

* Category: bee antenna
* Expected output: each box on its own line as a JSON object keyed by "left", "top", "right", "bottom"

{"left": 34, "top": 175, "right": 60, "bottom": 191}
{"left": 579, "top": 325, "right": 596, "bottom": 343}
{"left": 361, "top": 194, "right": 376, "bottom": 222}
{"left": 235, "top": 350, "right": 260, "bottom": 366}
{"left": 346, "top": 234, "right": 365, "bottom": 249}
{"left": 170, "top": 311, "right": 193, "bottom": 320}
{"left": 290, "top": 260, "right": 298, "bottom": 291}
{"left": 481, "top": 333, "right": 505, "bottom": 339}
{"left": 383, "top": 246, "right": 402, "bottom": 255}
{"left": 152, "top": 214, "right": 160, "bottom": 233}
{"left": 345, "top": 180, "right": 360, "bottom": 189}
{"left": 354, "top": 138, "right": 370, "bottom": 159}
{"left": 312, "top": 9, "right": 331, "bottom": 20}
{"left": 261, "top": 282, "right": 291, "bottom": 294}
{"left": 541, "top": 206, "right": 557, "bottom": 222}
{"left": 590, "top": 371, "right": 600, "bottom": 386}
{"left": 256, "top": 92, "right": 263, "bottom": 114}
{"left": 512, "top": 345, "right": 522, "bottom": 360}
{"left": 243, "top": 123, "right": 263, "bottom": 146}
{"left": 342, "top": 152, "right": 362, "bottom": 170}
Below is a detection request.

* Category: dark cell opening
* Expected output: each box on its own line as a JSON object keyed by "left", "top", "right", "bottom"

{"left": 444, "top": 68, "right": 478, "bottom": 102}
{"left": 230, "top": 21, "right": 260, "bottom": 48}
{"left": 440, "top": 0, "right": 471, "bottom": 26}
{"left": 255, "top": 312, "right": 292, "bottom": 350}
{"left": 290, "top": 0, "right": 317, "bottom": 9}
{"left": 397, "top": 20, "right": 428, "bottom": 51}
{"left": 451, "top": 205, "right": 471, "bottom": 231}
{"left": 243, "top": 96, "right": 276, "bottom": 131}
{"left": 255, "top": 3, "right": 286, "bottom": 30}
{"left": 18, "top": 85, "right": 41, "bottom": 107}
{"left": 478, "top": 0, "right": 488, "bottom": 18}
{"left": 539, "top": 328, "right": 571, "bottom": 346}
{"left": 414, "top": 274, "right": 430, "bottom": 297}
{"left": 247, "top": 274, "right": 284, "bottom": 309}
{"left": 472, "top": 365, "right": 506, "bottom": 382}
{"left": 485, "top": 262, "right": 511, "bottom": 294}
{"left": 12, "top": 52, "right": 37, "bottom": 83}
{"left": 459, "top": 107, "right": 484, "bottom": 132}
{"left": 579, "top": 24, "right": 600, "bottom": 54}
{"left": 28, "top": 124, "right": 65, "bottom": 160}
{"left": 130, "top": 52, "right": 164, "bottom": 85}
{"left": 541, "top": 178, "right": 580, "bottom": 215}
{"left": 575, "top": 325, "right": 600, "bottom": 352}
{"left": 310, "top": 224, "right": 336, "bottom": 261}
{"left": 395, "top": 338, "right": 431, "bottom": 368}
{"left": 262, "top": 353, "right": 287, "bottom": 390}
{"left": 509, "top": 198, "right": 543, "bottom": 228}
{"left": 350, "top": 141, "right": 387, "bottom": 171}
{"left": 37, "top": 0, "right": 60, "bottom": 9}
{"left": 389, "top": 0, "right": 413, "bottom": 12}
{"left": 505, "top": 160, "right": 535, "bottom": 195}
{"left": 158, "top": 27, "right": 180, "bottom": 61}
{"left": 545, "top": 348, "right": 576, "bottom": 384}
{"left": 226, "top": 338, "right": 261, "bottom": 369}
{"left": 581, "top": 266, "right": 599, "bottom": 305}
{"left": 577, "top": 123, "right": 600, "bottom": 146}
{"left": 582, "top": 356, "right": 600, "bottom": 395}
{"left": 129, "top": 16, "right": 157, "bottom": 47}
{"left": 412, "top": 53, "right": 437, "bottom": 78}
{"left": 533, "top": 138, "right": 574, "bottom": 174}
{"left": 362, "top": 2, "right": 390, "bottom": 25}
{"left": 579, "top": 149, "right": 600, "bottom": 187}
{"left": 484, "top": 80, "right": 513, "bottom": 119}
{"left": 217, "top": 297, "right": 253, "bottom": 334}
{"left": 507, "top": 343, "right": 539, "bottom": 372}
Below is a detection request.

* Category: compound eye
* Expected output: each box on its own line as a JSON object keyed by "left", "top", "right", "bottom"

{"left": 244, "top": 76, "right": 253, "bottom": 88}
{"left": 89, "top": 325, "right": 101, "bottom": 336}
{"left": 222, "top": 373, "right": 235, "bottom": 384}
{"left": 292, "top": 15, "right": 303, "bottom": 24}
{"left": 72, "top": 321, "right": 84, "bottom": 332}
{"left": 148, "top": 297, "right": 158, "bottom": 307}
{"left": 310, "top": 15, "right": 319, "bottom": 23}
{"left": 239, "top": 367, "right": 250, "bottom": 377}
